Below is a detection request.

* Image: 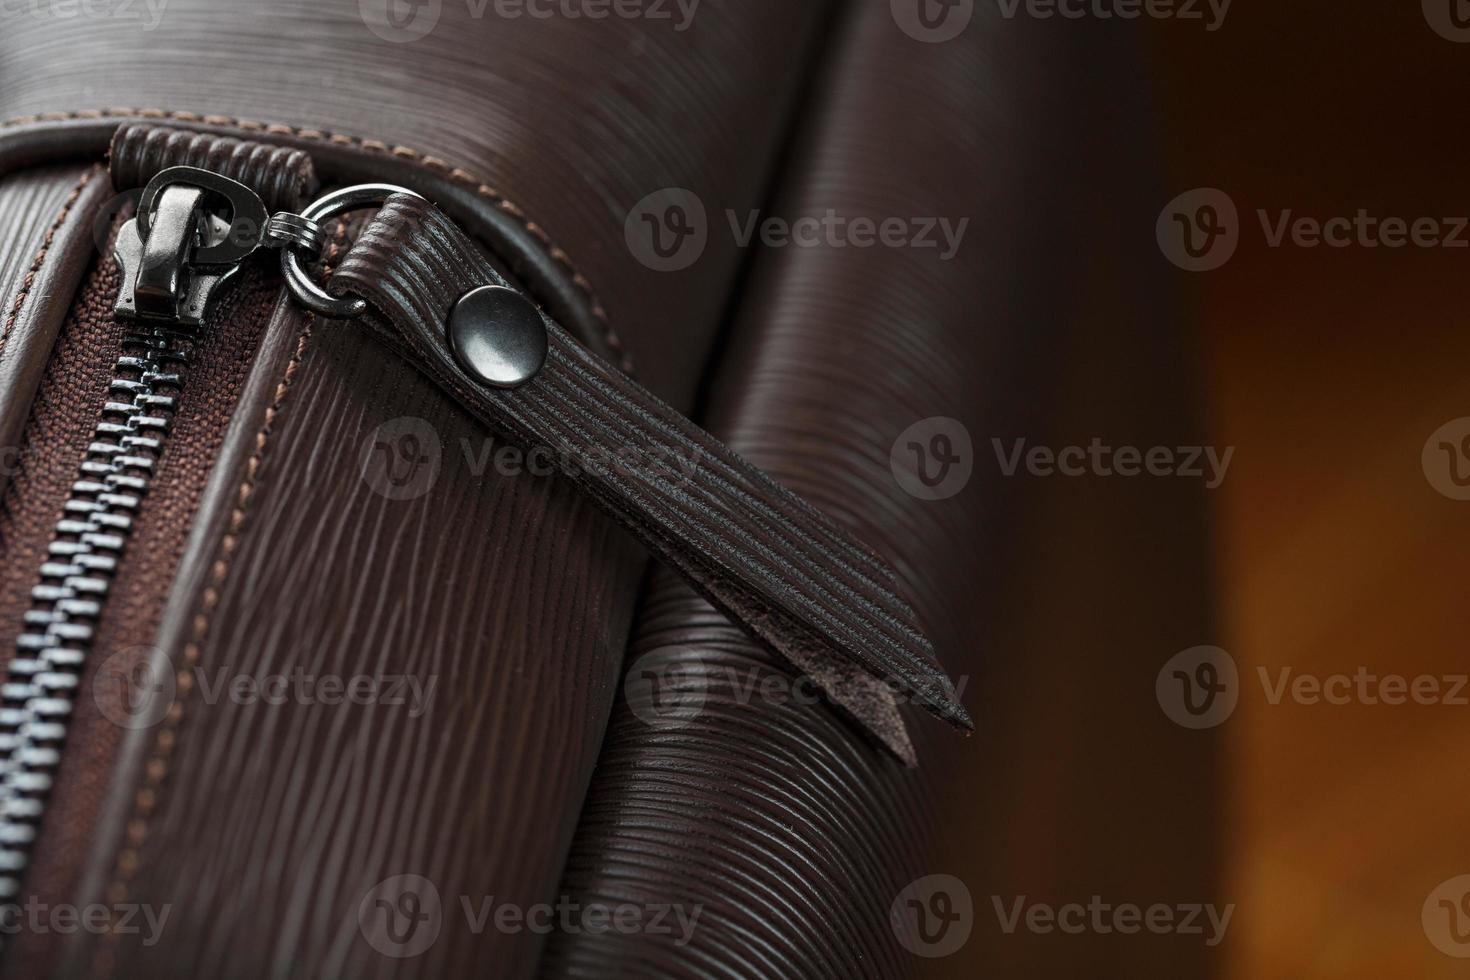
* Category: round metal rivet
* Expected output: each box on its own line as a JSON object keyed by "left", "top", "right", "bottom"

{"left": 448, "top": 285, "right": 548, "bottom": 388}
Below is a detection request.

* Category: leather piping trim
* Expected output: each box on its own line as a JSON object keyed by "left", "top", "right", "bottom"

{"left": 0, "top": 109, "right": 633, "bottom": 374}
{"left": 0, "top": 169, "right": 96, "bottom": 361}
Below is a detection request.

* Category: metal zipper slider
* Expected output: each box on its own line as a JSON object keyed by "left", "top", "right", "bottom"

{"left": 113, "top": 165, "right": 325, "bottom": 326}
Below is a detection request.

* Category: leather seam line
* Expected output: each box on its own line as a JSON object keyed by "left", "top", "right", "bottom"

{"left": 0, "top": 107, "right": 634, "bottom": 375}
{"left": 0, "top": 167, "right": 96, "bottom": 362}
{"left": 89, "top": 222, "right": 342, "bottom": 978}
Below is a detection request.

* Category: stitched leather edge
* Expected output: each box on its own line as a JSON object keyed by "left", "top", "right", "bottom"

{"left": 0, "top": 107, "right": 634, "bottom": 375}
{"left": 87, "top": 219, "right": 345, "bottom": 978}
{"left": 0, "top": 168, "right": 95, "bottom": 361}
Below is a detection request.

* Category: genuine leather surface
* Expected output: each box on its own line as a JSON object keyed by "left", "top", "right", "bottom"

{"left": 68, "top": 291, "right": 646, "bottom": 979}
{"left": 0, "top": 0, "right": 838, "bottom": 406}
{"left": 544, "top": 4, "right": 1218, "bottom": 978}
{"left": 0, "top": 166, "right": 109, "bottom": 505}
{"left": 0, "top": 2, "right": 1216, "bottom": 978}
{"left": 333, "top": 195, "right": 971, "bottom": 761}
{"left": 109, "top": 124, "right": 318, "bottom": 213}
{"left": 0, "top": 3, "right": 850, "bottom": 976}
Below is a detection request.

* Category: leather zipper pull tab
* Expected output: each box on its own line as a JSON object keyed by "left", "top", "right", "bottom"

{"left": 323, "top": 193, "right": 972, "bottom": 762}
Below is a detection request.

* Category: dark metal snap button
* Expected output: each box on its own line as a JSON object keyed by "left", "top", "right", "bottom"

{"left": 448, "top": 285, "right": 548, "bottom": 388}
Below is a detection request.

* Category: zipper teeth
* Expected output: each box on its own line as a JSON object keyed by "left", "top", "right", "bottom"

{"left": 0, "top": 321, "right": 195, "bottom": 901}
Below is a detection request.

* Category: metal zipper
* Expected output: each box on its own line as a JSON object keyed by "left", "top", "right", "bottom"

{"left": 0, "top": 320, "right": 195, "bottom": 901}
{"left": 0, "top": 165, "right": 326, "bottom": 911}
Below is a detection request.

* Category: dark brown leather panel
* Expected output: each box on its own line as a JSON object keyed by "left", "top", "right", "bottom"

{"left": 332, "top": 195, "right": 968, "bottom": 760}
{"left": 0, "top": 166, "right": 109, "bottom": 505}
{"left": 544, "top": 572, "right": 937, "bottom": 979}
{"left": 0, "top": 5, "right": 843, "bottom": 975}
{"left": 545, "top": 5, "right": 1218, "bottom": 979}
{"left": 66, "top": 295, "right": 646, "bottom": 978}
{"left": 0, "top": 0, "right": 837, "bottom": 406}
{"left": 109, "top": 124, "right": 318, "bottom": 214}
{"left": 0, "top": 114, "right": 625, "bottom": 366}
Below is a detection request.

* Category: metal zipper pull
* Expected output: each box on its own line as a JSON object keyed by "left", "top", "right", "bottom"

{"left": 114, "top": 165, "right": 325, "bottom": 326}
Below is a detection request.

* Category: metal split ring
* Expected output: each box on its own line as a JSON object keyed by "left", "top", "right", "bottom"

{"left": 281, "top": 183, "right": 426, "bottom": 320}
{"left": 263, "top": 212, "right": 327, "bottom": 257}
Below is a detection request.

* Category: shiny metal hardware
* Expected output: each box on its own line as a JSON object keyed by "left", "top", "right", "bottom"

{"left": 116, "top": 170, "right": 422, "bottom": 327}
{"left": 448, "top": 285, "right": 548, "bottom": 388}
{"left": 281, "top": 183, "right": 425, "bottom": 319}
{"left": 114, "top": 166, "right": 272, "bottom": 326}
{"left": 262, "top": 212, "right": 327, "bottom": 257}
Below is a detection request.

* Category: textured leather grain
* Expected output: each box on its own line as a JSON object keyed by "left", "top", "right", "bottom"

{"left": 0, "top": 114, "right": 626, "bottom": 368}
{"left": 0, "top": 0, "right": 838, "bottom": 406}
{"left": 332, "top": 195, "right": 971, "bottom": 760}
{"left": 0, "top": 167, "right": 111, "bottom": 506}
{"left": 66, "top": 284, "right": 647, "bottom": 980}
{"left": 1, "top": 258, "right": 286, "bottom": 980}
{"left": 0, "top": 2, "right": 1216, "bottom": 979}
{"left": 109, "top": 125, "right": 318, "bottom": 214}
{"left": 543, "top": 4, "right": 1216, "bottom": 979}
{"left": 0, "top": 3, "right": 852, "bottom": 974}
